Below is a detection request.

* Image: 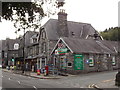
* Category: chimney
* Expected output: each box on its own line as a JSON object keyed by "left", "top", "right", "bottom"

{"left": 57, "top": 9, "right": 69, "bottom": 37}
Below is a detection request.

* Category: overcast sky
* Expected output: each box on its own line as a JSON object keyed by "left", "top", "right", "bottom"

{"left": 0, "top": 0, "right": 119, "bottom": 40}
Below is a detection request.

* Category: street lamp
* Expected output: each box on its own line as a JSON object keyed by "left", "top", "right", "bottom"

{"left": 22, "top": 27, "right": 26, "bottom": 74}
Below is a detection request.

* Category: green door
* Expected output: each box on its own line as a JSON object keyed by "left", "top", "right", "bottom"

{"left": 74, "top": 54, "right": 84, "bottom": 70}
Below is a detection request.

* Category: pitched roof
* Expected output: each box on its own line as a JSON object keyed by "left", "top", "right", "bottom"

{"left": 42, "top": 19, "right": 98, "bottom": 40}
{"left": 56, "top": 37, "right": 118, "bottom": 54}
{"left": 6, "top": 39, "right": 20, "bottom": 50}
{"left": 65, "top": 37, "right": 118, "bottom": 54}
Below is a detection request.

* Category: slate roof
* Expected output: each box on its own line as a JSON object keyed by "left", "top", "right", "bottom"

{"left": 43, "top": 19, "right": 98, "bottom": 40}
{"left": 0, "top": 38, "right": 20, "bottom": 51}
{"left": 6, "top": 39, "right": 20, "bottom": 50}
{"left": 24, "top": 31, "right": 39, "bottom": 46}
{"left": 60, "top": 37, "right": 118, "bottom": 54}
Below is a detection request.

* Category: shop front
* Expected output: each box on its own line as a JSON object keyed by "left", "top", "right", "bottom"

{"left": 51, "top": 38, "right": 118, "bottom": 74}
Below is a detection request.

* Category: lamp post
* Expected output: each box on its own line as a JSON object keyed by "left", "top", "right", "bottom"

{"left": 22, "top": 28, "right": 26, "bottom": 74}
{"left": 15, "top": 26, "right": 27, "bottom": 74}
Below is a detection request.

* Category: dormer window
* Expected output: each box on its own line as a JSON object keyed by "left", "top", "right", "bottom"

{"left": 33, "top": 38, "right": 37, "bottom": 43}
{"left": 30, "top": 38, "right": 33, "bottom": 43}
{"left": 14, "top": 43, "right": 19, "bottom": 50}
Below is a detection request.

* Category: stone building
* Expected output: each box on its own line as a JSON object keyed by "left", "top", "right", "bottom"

{"left": 25, "top": 33, "right": 39, "bottom": 72}
{"left": 1, "top": 38, "right": 20, "bottom": 67}
{"left": 15, "top": 31, "right": 39, "bottom": 70}
{"left": 51, "top": 37, "right": 118, "bottom": 74}
{"left": 37, "top": 9, "right": 102, "bottom": 71}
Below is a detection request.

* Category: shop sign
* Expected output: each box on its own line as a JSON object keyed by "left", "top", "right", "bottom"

{"left": 58, "top": 48, "right": 67, "bottom": 55}
{"left": 74, "top": 54, "right": 84, "bottom": 70}
{"left": 89, "top": 59, "right": 94, "bottom": 66}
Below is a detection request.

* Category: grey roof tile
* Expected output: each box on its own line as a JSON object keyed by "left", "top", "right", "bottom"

{"left": 42, "top": 19, "right": 98, "bottom": 40}
{"left": 62, "top": 37, "right": 117, "bottom": 54}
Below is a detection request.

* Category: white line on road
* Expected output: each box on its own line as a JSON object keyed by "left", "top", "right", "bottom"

{"left": 17, "top": 81, "right": 21, "bottom": 84}
{"left": 8, "top": 78, "right": 11, "bottom": 80}
{"left": 88, "top": 84, "right": 99, "bottom": 88}
{"left": 101, "top": 79, "right": 115, "bottom": 83}
{"left": 2, "top": 76, "right": 3, "bottom": 78}
{"left": 33, "top": 86, "right": 37, "bottom": 90}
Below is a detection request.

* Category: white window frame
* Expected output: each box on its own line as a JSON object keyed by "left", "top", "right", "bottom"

{"left": 112, "top": 56, "right": 116, "bottom": 66}
{"left": 67, "top": 61, "right": 72, "bottom": 67}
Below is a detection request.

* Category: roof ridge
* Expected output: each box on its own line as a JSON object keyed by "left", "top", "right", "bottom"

{"left": 48, "top": 19, "right": 90, "bottom": 25}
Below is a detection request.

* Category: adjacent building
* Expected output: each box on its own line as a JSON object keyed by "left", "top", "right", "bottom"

{"left": 1, "top": 38, "right": 20, "bottom": 67}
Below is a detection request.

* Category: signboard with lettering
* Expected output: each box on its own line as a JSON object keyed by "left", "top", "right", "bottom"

{"left": 74, "top": 54, "right": 84, "bottom": 70}
{"left": 58, "top": 48, "right": 67, "bottom": 55}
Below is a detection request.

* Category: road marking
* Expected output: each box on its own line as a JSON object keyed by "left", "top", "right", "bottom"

{"left": 88, "top": 84, "right": 99, "bottom": 88}
{"left": 19, "top": 75, "right": 22, "bottom": 76}
{"left": 2, "top": 76, "right": 3, "bottom": 78}
{"left": 33, "top": 86, "right": 37, "bottom": 90}
{"left": 8, "top": 78, "right": 11, "bottom": 80}
{"left": 102, "top": 79, "right": 114, "bottom": 83}
{"left": 17, "top": 81, "right": 21, "bottom": 84}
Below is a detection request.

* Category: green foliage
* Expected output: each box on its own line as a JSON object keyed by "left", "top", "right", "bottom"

{"left": 1, "top": 0, "right": 65, "bottom": 32}
{"left": 2, "top": 2, "right": 44, "bottom": 22}
{"left": 100, "top": 27, "right": 120, "bottom": 41}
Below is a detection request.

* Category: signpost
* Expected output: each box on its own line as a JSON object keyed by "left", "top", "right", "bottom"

{"left": 74, "top": 54, "right": 84, "bottom": 70}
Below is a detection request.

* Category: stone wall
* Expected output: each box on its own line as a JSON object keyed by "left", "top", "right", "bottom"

{"left": 53, "top": 53, "right": 119, "bottom": 74}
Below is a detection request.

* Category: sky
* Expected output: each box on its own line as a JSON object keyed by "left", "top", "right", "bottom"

{"left": 0, "top": 0, "right": 119, "bottom": 40}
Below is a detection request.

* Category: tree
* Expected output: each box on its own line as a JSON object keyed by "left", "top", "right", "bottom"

{"left": 100, "top": 27, "right": 120, "bottom": 41}
{"left": 1, "top": 0, "right": 65, "bottom": 33}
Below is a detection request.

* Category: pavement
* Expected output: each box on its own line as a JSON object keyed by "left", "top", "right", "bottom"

{"left": 2, "top": 68, "right": 63, "bottom": 79}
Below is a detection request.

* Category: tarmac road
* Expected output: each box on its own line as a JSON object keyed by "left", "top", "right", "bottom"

{"left": 1, "top": 69, "right": 119, "bottom": 89}
{"left": 2, "top": 71, "right": 71, "bottom": 89}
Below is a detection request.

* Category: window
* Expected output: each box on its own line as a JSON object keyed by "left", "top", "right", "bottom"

{"left": 41, "top": 31, "right": 46, "bottom": 40}
{"left": 89, "top": 55, "right": 94, "bottom": 67}
{"left": 112, "top": 56, "right": 116, "bottom": 66}
{"left": 33, "top": 38, "right": 37, "bottom": 43}
{"left": 67, "top": 62, "right": 72, "bottom": 67}
{"left": 30, "top": 38, "right": 33, "bottom": 43}
{"left": 14, "top": 43, "right": 19, "bottom": 50}
{"left": 41, "top": 42, "right": 46, "bottom": 53}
